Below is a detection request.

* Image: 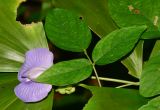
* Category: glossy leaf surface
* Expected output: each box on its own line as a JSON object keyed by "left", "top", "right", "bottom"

{"left": 45, "top": 8, "right": 92, "bottom": 52}
{"left": 92, "top": 25, "right": 146, "bottom": 65}
{"left": 36, "top": 59, "right": 92, "bottom": 86}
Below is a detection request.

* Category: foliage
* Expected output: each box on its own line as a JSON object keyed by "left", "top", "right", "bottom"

{"left": 53, "top": 0, "right": 117, "bottom": 38}
{"left": 36, "top": 59, "right": 92, "bottom": 86}
{"left": 82, "top": 85, "right": 148, "bottom": 110}
{"left": 92, "top": 25, "right": 146, "bottom": 65}
{"left": 0, "top": 0, "right": 160, "bottom": 110}
{"left": 0, "top": 0, "right": 52, "bottom": 109}
{"left": 108, "top": 0, "right": 160, "bottom": 39}
{"left": 0, "top": 73, "right": 53, "bottom": 110}
{"left": 0, "top": 0, "right": 48, "bottom": 72}
{"left": 45, "top": 8, "right": 92, "bottom": 52}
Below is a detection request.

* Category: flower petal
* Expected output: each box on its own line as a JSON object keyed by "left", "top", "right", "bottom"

{"left": 18, "top": 48, "right": 53, "bottom": 82}
{"left": 14, "top": 81, "right": 52, "bottom": 102}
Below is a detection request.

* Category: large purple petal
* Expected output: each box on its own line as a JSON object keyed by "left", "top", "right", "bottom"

{"left": 18, "top": 48, "right": 53, "bottom": 82}
{"left": 14, "top": 81, "right": 52, "bottom": 102}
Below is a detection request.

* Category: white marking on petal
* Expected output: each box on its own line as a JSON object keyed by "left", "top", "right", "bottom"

{"left": 18, "top": 48, "right": 53, "bottom": 82}
{"left": 27, "top": 67, "right": 47, "bottom": 80}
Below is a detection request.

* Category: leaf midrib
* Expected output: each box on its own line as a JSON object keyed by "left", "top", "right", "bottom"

{"left": 46, "top": 64, "right": 91, "bottom": 77}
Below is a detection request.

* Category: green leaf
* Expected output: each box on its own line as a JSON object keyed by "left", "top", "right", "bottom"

{"left": 92, "top": 25, "right": 147, "bottom": 65}
{"left": 0, "top": 0, "right": 48, "bottom": 72}
{"left": 36, "top": 59, "right": 93, "bottom": 86}
{"left": 138, "top": 96, "right": 160, "bottom": 110}
{"left": 0, "top": 78, "right": 53, "bottom": 110}
{"left": 0, "top": 1, "right": 52, "bottom": 109}
{"left": 53, "top": 0, "right": 117, "bottom": 38}
{"left": 0, "top": 73, "right": 17, "bottom": 84}
{"left": 121, "top": 40, "right": 144, "bottom": 78}
{"left": 45, "top": 8, "right": 92, "bottom": 52}
{"left": 6, "top": 92, "right": 53, "bottom": 110}
{"left": 108, "top": 0, "right": 160, "bottom": 39}
{"left": 0, "top": 80, "right": 19, "bottom": 110}
{"left": 82, "top": 85, "right": 148, "bottom": 110}
{"left": 150, "top": 40, "right": 160, "bottom": 58}
{"left": 140, "top": 55, "right": 160, "bottom": 97}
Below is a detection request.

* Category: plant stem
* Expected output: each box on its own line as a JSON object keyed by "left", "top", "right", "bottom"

{"left": 84, "top": 50, "right": 102, "bottom": 87}
{"left": 92, "top": 64, "right": 102, "bottom": 87}
{"left": 83, "top": 49, "right": 92, "bottom": 64}
{"left": 116, "top": 84, "right": 133, "bottom": 88}
{"left": 91, "top": 76, "right": 139, "bottom": 86}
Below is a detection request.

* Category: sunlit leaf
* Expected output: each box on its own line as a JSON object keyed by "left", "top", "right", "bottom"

{"left": 0, "top": 0, "right": 52, "bottom": 109}
{"left": 109, "top": 0, "right": 160, "bottom": 39}
{"left": 53, "top": 0, "right": 117, "bottom": 38}
{"left": 0, "top": 0, "right": 48, "bottom": 72}
{"left": 45, "top": 8, "right": 92, "bottom": 52}
{"left": 36, "top": 59, "right": 92, "bottom": 86}
{"left": 82, "top": 85, "right": 148, "bottom": 110}
{"left": 92, "top": 25, "right": 146, "bottom": 65}
{"left": 122, "top": 40, "right": 144, "bottom": 78}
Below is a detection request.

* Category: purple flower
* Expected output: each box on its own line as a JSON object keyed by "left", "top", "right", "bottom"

{"left": 14, "top": 48, "right": 53, "bottom": 102}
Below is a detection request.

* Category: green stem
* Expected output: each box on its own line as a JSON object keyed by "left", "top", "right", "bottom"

{"left": 116, "top": 84, "right": 133, "bottom": 88}
{"left": 84, "top": 49, "right": 92, "bottom": 64}
{"left": 91, "top": 76, "right": 139, "bottom": 86}
{"left": 92, "top": 64, "right": 102, "bottom": 87}
{"left": 84, "top": 50, "right": 102, "bottom": 87}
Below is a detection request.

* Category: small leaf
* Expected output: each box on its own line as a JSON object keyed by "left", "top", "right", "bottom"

{"left": 92, "top": 25, "right": 147, "bottom": 65}
{"left": 140, "top": 55, "right": 160, "bottom": 97}
{"left": 36, "top": 59, "right": 92, "bottom": 86}
{"left": 122, "top": 40, "right": 144, "bottom": 78}
{"left": 53, "top": 0, "right": 117, "bottom": 38}
{"left": 108, "top": 0, "right": 160, "bottom": 39}
{"left": 82, "top": 85, "right": 148, "bottom": 110}
{"left": 138, "top": 96, "right": 160, "bottom": 110}
{"left": 45, "top": 8, "right": 92, "bottom": 52}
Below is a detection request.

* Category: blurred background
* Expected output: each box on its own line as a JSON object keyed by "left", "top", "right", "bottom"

{"left": 16, "top": 0, "right": 155, "bottom": 109}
